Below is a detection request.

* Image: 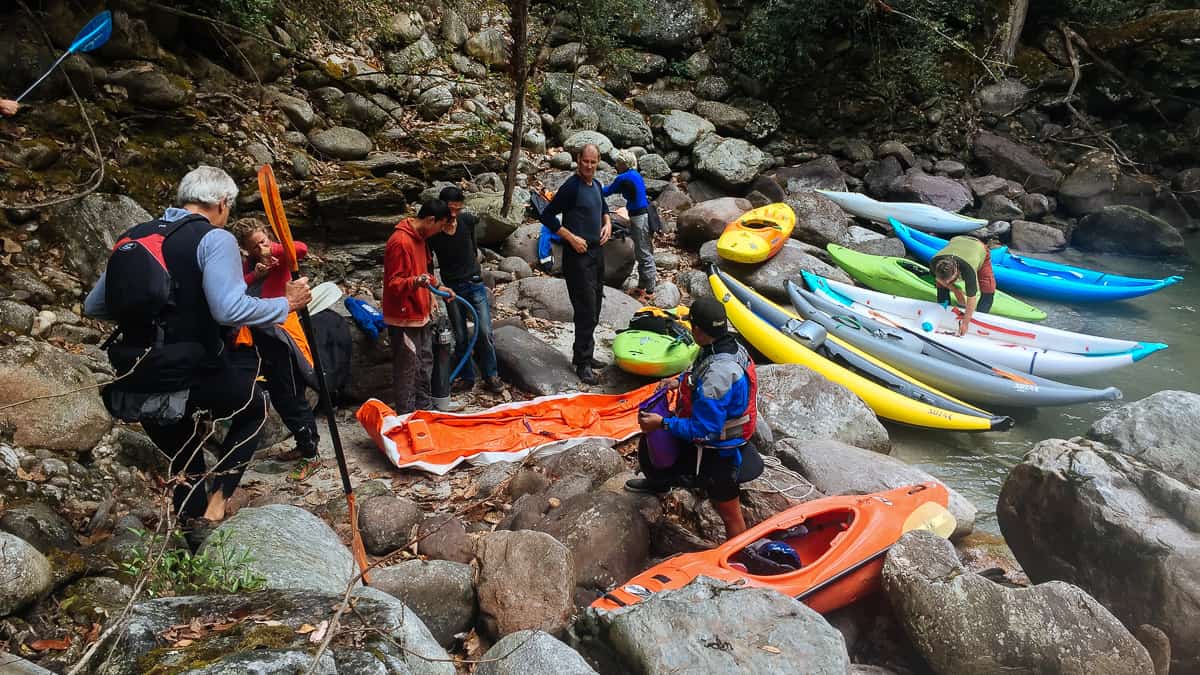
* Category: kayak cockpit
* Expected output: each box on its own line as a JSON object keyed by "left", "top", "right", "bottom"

{"left": 725, "top": 508, "right": 857, "bottom": 577}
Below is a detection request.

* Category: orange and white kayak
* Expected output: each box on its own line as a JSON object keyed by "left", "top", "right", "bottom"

{"left": 356, "top": 384, "right": 657, "bottom": 474}
{"left": 591, "top": 482, "right": 954, "bottom": 614}
{"left": 716, "top": 203, "right": 796, "bottom": 264}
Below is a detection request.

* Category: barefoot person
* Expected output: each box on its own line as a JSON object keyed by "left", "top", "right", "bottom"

{"left": 931, "top": 235, "right": 997, "bottom": 335}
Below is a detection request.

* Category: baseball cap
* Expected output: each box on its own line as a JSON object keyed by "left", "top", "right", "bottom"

{"left": 690, "top": 297, "right": 729, "bottom": 337}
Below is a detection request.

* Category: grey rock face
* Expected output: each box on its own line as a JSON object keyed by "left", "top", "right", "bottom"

{"left": 0, "top": 339, "right": 111, "bottom": 452}
{"left": 972, "top": 131, "right": 1061, "bottom": 195}
{"left": 370, "top": 560, "right": 476, "bottom": 646}
{"left": 309, "top": 126, "right": 374, "bottom": 160}
{"left": 755, "top": 364, "right": 890, "bottom": 453}
{"left": 692, "top": 134, "right": 768, "bottom": 189}
{"left": 52, "top": 193, "right": 153, "bottom": 283}
{"left": 475, "top": 630, "right": 597, "bottom": 675}
{"left": 493, "top": 324, "right": 580, "bottom": 396}
{"left": 0, "top": 532, "right": 52, "bottom": 616}
{"left": 1074, "top": 205, "right": 1186, "bottom": 257}
{"left": 476, "top": 530, "right": 575, "bottom": 638}
{"left": 1087, "top": 390, "right": 1200, "bottom": 487}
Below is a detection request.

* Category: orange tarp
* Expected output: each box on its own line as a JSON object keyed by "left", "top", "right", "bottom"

{"left": 356, "top": 383, "right": 658, "bottom": 474}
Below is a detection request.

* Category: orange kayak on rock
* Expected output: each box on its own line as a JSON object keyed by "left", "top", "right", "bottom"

{"left": 591, "top": 482, "right": 954, "bottom": 614}
{"left": 356, "top": 384, "right": 658, "bottom": 474}
{"left": 716, "top": 203, "right": 796, "bottom": 264}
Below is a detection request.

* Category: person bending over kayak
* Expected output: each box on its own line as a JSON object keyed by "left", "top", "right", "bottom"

{"left": 628, "top": 297, "right": 763, "bottom": 540}
{"left": 931, "top": 235, "right": 996, "bottom": 336}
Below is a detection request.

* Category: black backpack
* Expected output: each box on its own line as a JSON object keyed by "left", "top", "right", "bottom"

{"left": 625, "top": 307, "right": 693, "bottom": 343}
{"left": 104, "top": 219, "right": 191, "bottom": 337}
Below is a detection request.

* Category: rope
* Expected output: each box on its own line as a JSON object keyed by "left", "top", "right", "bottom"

{"left": 742, "top": 454, "right": 818, "bottom": 501}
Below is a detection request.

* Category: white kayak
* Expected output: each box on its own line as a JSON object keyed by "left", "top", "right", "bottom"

{"left": 816, "top": 190, "right": 987, "bottom": 235}
{"left": 801, "top": 271, "right": 1167, "bottom": 378}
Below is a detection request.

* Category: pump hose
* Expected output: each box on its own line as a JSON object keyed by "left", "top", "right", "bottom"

{"left": 427, "top": 283, "right": 479, "bottom": 383}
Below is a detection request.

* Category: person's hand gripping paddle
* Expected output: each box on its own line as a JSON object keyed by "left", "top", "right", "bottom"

{"left": 258, "top": 164, "right": 371, "bottom": 582}
{"left": 16, "top": 10, "right": 113, "bottom": 103}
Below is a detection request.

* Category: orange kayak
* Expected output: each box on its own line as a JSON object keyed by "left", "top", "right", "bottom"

{"left": 356, "top": 383, "right": 657, "bottom": 474}
{"left": 591, "top": 482, "right": 954, "bottom": 613}
{"left": 716, "top": 203, "right": 796, "bottom": 264}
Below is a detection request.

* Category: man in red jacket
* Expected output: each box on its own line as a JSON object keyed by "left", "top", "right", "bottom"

{"left": 384, "top": 200, "right": 456, "bottom": 414}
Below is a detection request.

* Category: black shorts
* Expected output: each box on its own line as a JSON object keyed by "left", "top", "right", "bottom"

{"left": 638, "top": 438, "right": 763, "bottom": 503}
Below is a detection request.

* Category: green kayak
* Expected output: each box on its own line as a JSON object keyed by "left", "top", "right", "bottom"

{"left": 613, "top": 329, "right": 700, "bottom": 377}
{"left": 827, "top": 244, "right": 1047, "bottom": 322}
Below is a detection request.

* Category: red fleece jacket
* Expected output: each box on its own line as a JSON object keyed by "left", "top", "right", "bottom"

{"left": 383, "top": 218, "right": 437, "bottom": 326}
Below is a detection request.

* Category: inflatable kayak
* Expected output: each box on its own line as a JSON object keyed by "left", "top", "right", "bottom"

{"left": 801, "top": 271, "right": 1167, "bottom": 378}
{"left": 357, "top": 384, "right": 656, "bottom": 474}
{"left": 827, "top": 243, "right": 1047, "bottom": 321}
{"left": 593, "top": 482, "right": 955, "bottom": 613}
{"left": 716, "top": 203, "right": 795, "bottom": 264}
{"left": 711, "top": 269, "right": 1011, "bottom": 432}
{"left": 789, "top": 282, "right": 1123, "bottom": 407}
{"left": 890, "top": 219, "right": 1185, "bottom": 302}
{"left": 816, "top": 190, "right": 986, "bottom": 234}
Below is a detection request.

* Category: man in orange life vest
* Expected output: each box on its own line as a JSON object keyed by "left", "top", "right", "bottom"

{"left": 629, "top": 297, "right": 763, "bottom": 539}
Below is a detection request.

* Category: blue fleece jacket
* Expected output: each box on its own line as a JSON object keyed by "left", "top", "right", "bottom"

{"left": 664, "top": 337, "right": 753, "bottom": 452}
{"left": 604, "top": 169, "right": 649, "bottom": 212}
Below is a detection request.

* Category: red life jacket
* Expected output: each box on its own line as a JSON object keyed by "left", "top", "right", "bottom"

{"left": 677, "top": 345, "right": 758, "bottom": 444}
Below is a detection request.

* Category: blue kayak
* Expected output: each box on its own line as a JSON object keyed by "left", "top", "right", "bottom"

{"left": 890, "top": 219, "right": 1184, "bottom": 302}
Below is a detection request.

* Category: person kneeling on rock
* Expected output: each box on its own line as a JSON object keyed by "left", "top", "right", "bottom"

{"left": 628, "top": 297, "right": 763, "bottom": 540}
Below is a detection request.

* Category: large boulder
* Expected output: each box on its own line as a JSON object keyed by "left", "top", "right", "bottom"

{"left": 884, "top": 529, "right": 1155, "bottom": 675}
{"left": 476, "top": 530, "right": 575, "bottom": 638}
{"left": 0, "top": 338, "right": 111, "bottom": 452}
{"left": 309, "top": 126, "right": 373, "bottom": 160}
{"left": 775, "top": 439, "right": 975, "bottom": 538}
{"left": 971, "top": 131, "right": 1061, "bottom": 195}
{"left": 997, "top": 437, "right": 1200, "bottom": 672}
{"left": 786, "top": 192, "right": 850, "bottom": 247}
{"left": 1073, "top": 205, "right": 1186, "bottom": 257}
{"left": 1059, "top": 152, "right": 1192, "bottom": 230}
{"left": 755, "top": 364, "right": 890, "bottom": 453}
{"left": 1087, "top": 390, "right": 1200, "bottom": 486}
{"left": 541, "top": 72, "right": 652, "bottom": 146}
{"left": 710, "top": 239, "right": 852, "bottom": 302}
{"left": 563, "top": 130, "right": 614, "bottom": 157}
{"left": 203, "top": 505, "right": 359, "bottom": 594}
{"left": 108, "top": 64, "right": 192, "bottom": 109}
{"left": 694, "top": 100, "right": 751, "bottom": 138}
{"left": 692, "top": 134, "right": 769, "bottom": 190}
{"left": 493, "top": 324, "right": 580, "bottom": 396}
{"left": 976, "top": 79, "right": 1032, "bottom": 116}
{"left": 466, "top": 28, "right": 508, "bottom": 67}
{"left": 359, "top": 495, "right": 424, "bottom": 555}
{"left": 268, "top": 90, "right": 317, "bottom": 132}
{"left": 655, "top": 110, "right": 715, "bottom": 149}
{"left": 494, "top": 277, "right": 640, "bottom": 329}
{"left": 0, "top": 532, "right": 52, "bottom": 616}
{"left": 463, "top": 189, "right": 530, "bottom": 246}
{"left": 634, "top": 90, "right": 698, "bottom": 115}
{"left": 52, "top": 193, "right": 152, "bottom": 283}
{"left": 1010, "top": 219, "right": 1066, "bottom": 252}
{"left": 624, "top": 0, "right": 720, "bottom": 48}
{"left": 598, "top": 577, "right": 850, "bottom": 674}
{"left": 369, "top": 560, "right": 476, "bottom": 647}
{"left": 677, "top": 197, "right": 751, "bottom": 248}
{"left": 533, "top": 439, "right": 625, "bottom": 486}
{"left": 767, "top": 156, "right": 848, "bottom": 194}
{"left": 476, "top": 630, "right": 597, "bottom": 675}
{"left": 887, "top": 171, "right": 973, "bottom": 213}
{"left": 94, "top": 589, "right": 453, "bottom": 675}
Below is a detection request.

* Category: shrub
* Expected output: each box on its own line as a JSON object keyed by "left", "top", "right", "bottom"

{"left": 120, "top": 528, "right": 267, "bottom": 598}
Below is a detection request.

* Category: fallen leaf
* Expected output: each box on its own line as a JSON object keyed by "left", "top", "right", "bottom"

{"left": 760, "top": 645, "right": 781, "bottom": 654}
{"left": 255, "top": 620, "right": 283, "bottom": 627}
{"left": 30, "top": 637, "right": 71, "bottom": 651}
{"left": 1, "top": 237, "right": 21, "bottom": 253}
{"left": 308, "top": 620, "right": 328, "bottom": 644}
{"left": 84, "top": 623, "right": 101, "bottom": 644}
{"left": 295, "top": 623, "right": 317, "bottom": 635}
{"left": 547, "top": 497, "right": 561, "bottom": 508}
{"left": 173, "top": 639, "right": 194, "bottom": 648}
{"left": 483, "top": 511, "right": 503, "bottom": 524}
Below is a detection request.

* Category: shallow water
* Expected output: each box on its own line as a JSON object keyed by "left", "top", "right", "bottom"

{"left": 888, "top": 234, "right": 1199, "bottom": 534}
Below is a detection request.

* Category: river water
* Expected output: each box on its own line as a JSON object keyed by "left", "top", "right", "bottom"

{"left": 888, "top": 234, "right": 1199, "bottom": 533}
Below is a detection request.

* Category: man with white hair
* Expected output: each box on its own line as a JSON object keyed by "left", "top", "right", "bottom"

{"left": 85, "top": 166, "right": 312, "bottom": 533}
{"left": 604, "top": 149, "right": 656, "bottom": 299}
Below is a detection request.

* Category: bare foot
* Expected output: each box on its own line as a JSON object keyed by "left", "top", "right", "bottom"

{"left": 202, "top": 491, "right": 228, "bottom": 522}
{"left": 224, "top": 488, "right": 254, "bottom": 518}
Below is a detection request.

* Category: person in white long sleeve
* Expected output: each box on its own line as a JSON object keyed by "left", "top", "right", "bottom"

{"left": 85, "top": 166, "right": 311, "bottom": 535}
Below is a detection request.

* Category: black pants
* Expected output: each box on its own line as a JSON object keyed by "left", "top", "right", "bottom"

{"left": 978, "top": 293, "right": 995, "bottom": 314}
{"left": 637, "top": 437, "right": 764, "bottom": 502}
{"left": 563, "top": 246, "right": 605, "bottom": 366}
{"left": 253, "top": 328, "right": 319, "bottom": 457}
{"left": 142, "top": 348, "right": 267, "bottom": 520}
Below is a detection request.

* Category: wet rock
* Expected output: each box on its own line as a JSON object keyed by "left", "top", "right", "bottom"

{"left": 418, "top": 514, "right": 474, "bottom": 564}
{"left": 476, "top": 530, "right": 575, "bottom": 638}
{"left": 599, "top": 577, "right": 850, "bottom": 674}
{"left": 655, "top": 110, "right": 715, "bottom": 149}
{"left": 710, "top": 240, "right": 852, "bottom": 301}
{"left": 370, "top": 560, "right": 476, "bottom": 646}
{"left": 884, "top": 529, "right": 1154, "bottom": 675}
{"left": 52, "top": 193, "right": 152, "bottom": 283}
{"left": 309, "top": 126, "right": 373, "bottom": 160}
{"left": 476, "top": 630, "right": 597, "bottom": 675}
{"left": 887, "top": 171, "right": 972, "bottom": 213}
{"left": 495, "top": 277, "right": 640, "bottom": 329}
{"left": 388, "top": 35, "right": 440, "bottom": 73}
{"left": 564, "top": 130, "right": 614, "bottom": 157}
{"left": 417, "top": 85, "right": 454, "bottom": 120}
{"left": 0, "top": 339, "right": 110, "bottom": 452}
{"left": 971, "top": 131, "right": 1061, "bottom": 195}
{"left": 677, "top": 197, "right": 751, "bottom": 248}
{"left": 0, "top": 532, "right": 52, "bottom": 616}
{"left": 466, "top": 28, "right": 508, "bottom": 67}
{"left": 204, "top": 505, "right": 359, "bottom": 594}
{"left": 634, "top": 90, "right": 697, "bottom": 115}
{"left": 1074, "top": 206, "right": 1185, "bottom": 257}
{"left": 756, "top": 364, "right": 890, "bottom": 453}
{"left": 0, "top": 299, "right": 36, "bottom": 334}
{"left": 493, "top": 325, "right": 580, "bottom": 395}
{"left": 109, "top": 64, "right": 191, "bottom": 109}
{"left": 787, "top": 192, "right": 850, "bottom": 247}
{"left": 976, "top": 79, "right": 1032, "bottom": 116}
{"left": 998, "top": 437, "right": 1200, "bottom": 673}
{"left": 1010, "top": 220, "right": 1066, "bottom": 252}
{"left": 769, "top": 156, "right": 848, "bottom": 194}
{"left": 777, "top": 439, "right": 975, "bottom": 538}
{"left": 0, "top": 502, "right": 76, "bottom": 553}
{"left": 542, "top": 73, "right": 652, "bottom": 147}
{"left": 360, "top": 495, "right": 425, "bottom": 555}
{"left": 1087, "top": 390, "right": 1200, "bottom": 486}
{"left": 1059, "top": 153, "right": 1192, "bottom": 230}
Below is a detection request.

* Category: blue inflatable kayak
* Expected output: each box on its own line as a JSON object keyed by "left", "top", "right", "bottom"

{"left": 890, "top": 219, "right": 1184, "bottom": 302}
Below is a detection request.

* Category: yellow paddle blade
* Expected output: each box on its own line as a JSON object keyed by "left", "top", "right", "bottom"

{"left": 902, "top": 501, "right": 957, "bottom": 539}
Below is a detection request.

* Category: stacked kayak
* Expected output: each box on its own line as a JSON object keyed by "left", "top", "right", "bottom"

{"left": 788, "top": 281, "right": 1123, "bottom": 406}
{"left": 711, "top": 268, "right": 1012, "bottom": 431}
{"left": 890, "top": 219, "right": 1185, "bottom": 302}
{"left": 593, "top": 482, "right": 955, "bottom": 613}
{"left": 801, "top": 271, "right": 1167, "bottom": 378}
{"left": 827, "top": 243, "right": 1048, "bottom": 321}
{"left": 716, "top": 203, "right": 796, "bottom": 263}
{"left": 816, "top": 190, "right": 986, "bottom": 234}
{"left": 613, "top": 306, "right": 699, "bottom": 377}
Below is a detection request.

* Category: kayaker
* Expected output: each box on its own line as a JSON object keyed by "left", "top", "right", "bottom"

{"left": 384, "top": 200, "right": 457, "bottom": 415}
{"left": 629, "top": 297, "right": 763, "bottom": 540}
{"left": 931, "top": 235, "right": 996, "bottom": 335}
{"left": 0, "top": 99, "right": 19, "bottom": 116}
{"left": 538, "top": 144, "right": 612, "bottom": 385}
{"left": 228, "top": 217, "right": 321, "bottom": 481}
{"left": 427, "top": 186, "right": 504, "bottom": 395}
{"left": 604, "top": 150, "right": 656, "bottom": 299}
{"left": 84, "top": 166, "right": 312, "bottom": 531}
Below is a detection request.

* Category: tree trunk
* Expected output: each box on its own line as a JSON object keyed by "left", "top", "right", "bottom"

{"left": 502, "top": 0, "right": 530, "bottom": 214}
{"left": 998, "top": 0, "right": 1028, "bottom": 65}
{"left": 1085, "top": 9, "right": 1200, "bottom": 51}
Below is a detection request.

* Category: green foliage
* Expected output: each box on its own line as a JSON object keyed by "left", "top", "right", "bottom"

{"left": 218, "top": 0, "right": 277, "bottom": 28}
{"left": 120, "top": 529, "right": 267, "bottom": 598}
{"left": 570, "top": 0, "right": 649, "bottom": 58}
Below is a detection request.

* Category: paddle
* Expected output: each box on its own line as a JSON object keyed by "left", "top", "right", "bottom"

{"left": 795, "top": 492, "right": 955, "bottom": 603}
{"left": 16, "top": 10, "right": 113, "bottom": 103}
{"left": 257, "top": 164, "right": 371, "bottom": 583}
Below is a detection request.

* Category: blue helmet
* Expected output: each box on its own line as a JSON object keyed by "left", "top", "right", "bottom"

{"left": 758, "top": 541, "right": 801, "bottom": 569}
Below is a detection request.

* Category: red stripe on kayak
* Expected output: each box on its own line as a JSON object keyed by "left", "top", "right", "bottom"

{"left": 953, "top": 308, "right": 1036, "bottom": 340}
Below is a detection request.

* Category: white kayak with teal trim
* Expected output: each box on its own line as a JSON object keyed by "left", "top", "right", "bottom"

{"left": 801, "top": 271, "right": 1167, "bottom": 378}
{"left": 816, "top": 190, "right": 987, "bottom": 234}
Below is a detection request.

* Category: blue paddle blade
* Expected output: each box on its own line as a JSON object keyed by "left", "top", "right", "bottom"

{"left": 69, "top": 10, "right": 113, "bottom": 54}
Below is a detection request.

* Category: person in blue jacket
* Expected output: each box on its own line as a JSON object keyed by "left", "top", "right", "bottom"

{"left": 605, "top": 150, "right": 656, "bottom": 298}
{"left": 629, "top": 297, "right": 763, "bottom": 539}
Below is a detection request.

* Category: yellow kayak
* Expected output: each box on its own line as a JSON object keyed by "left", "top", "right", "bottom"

{"left": 709, "top": 270, "right": 1010, "bottom": 432}
{"left": 716, "top": 203, "right": 796, "bottom": 264}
